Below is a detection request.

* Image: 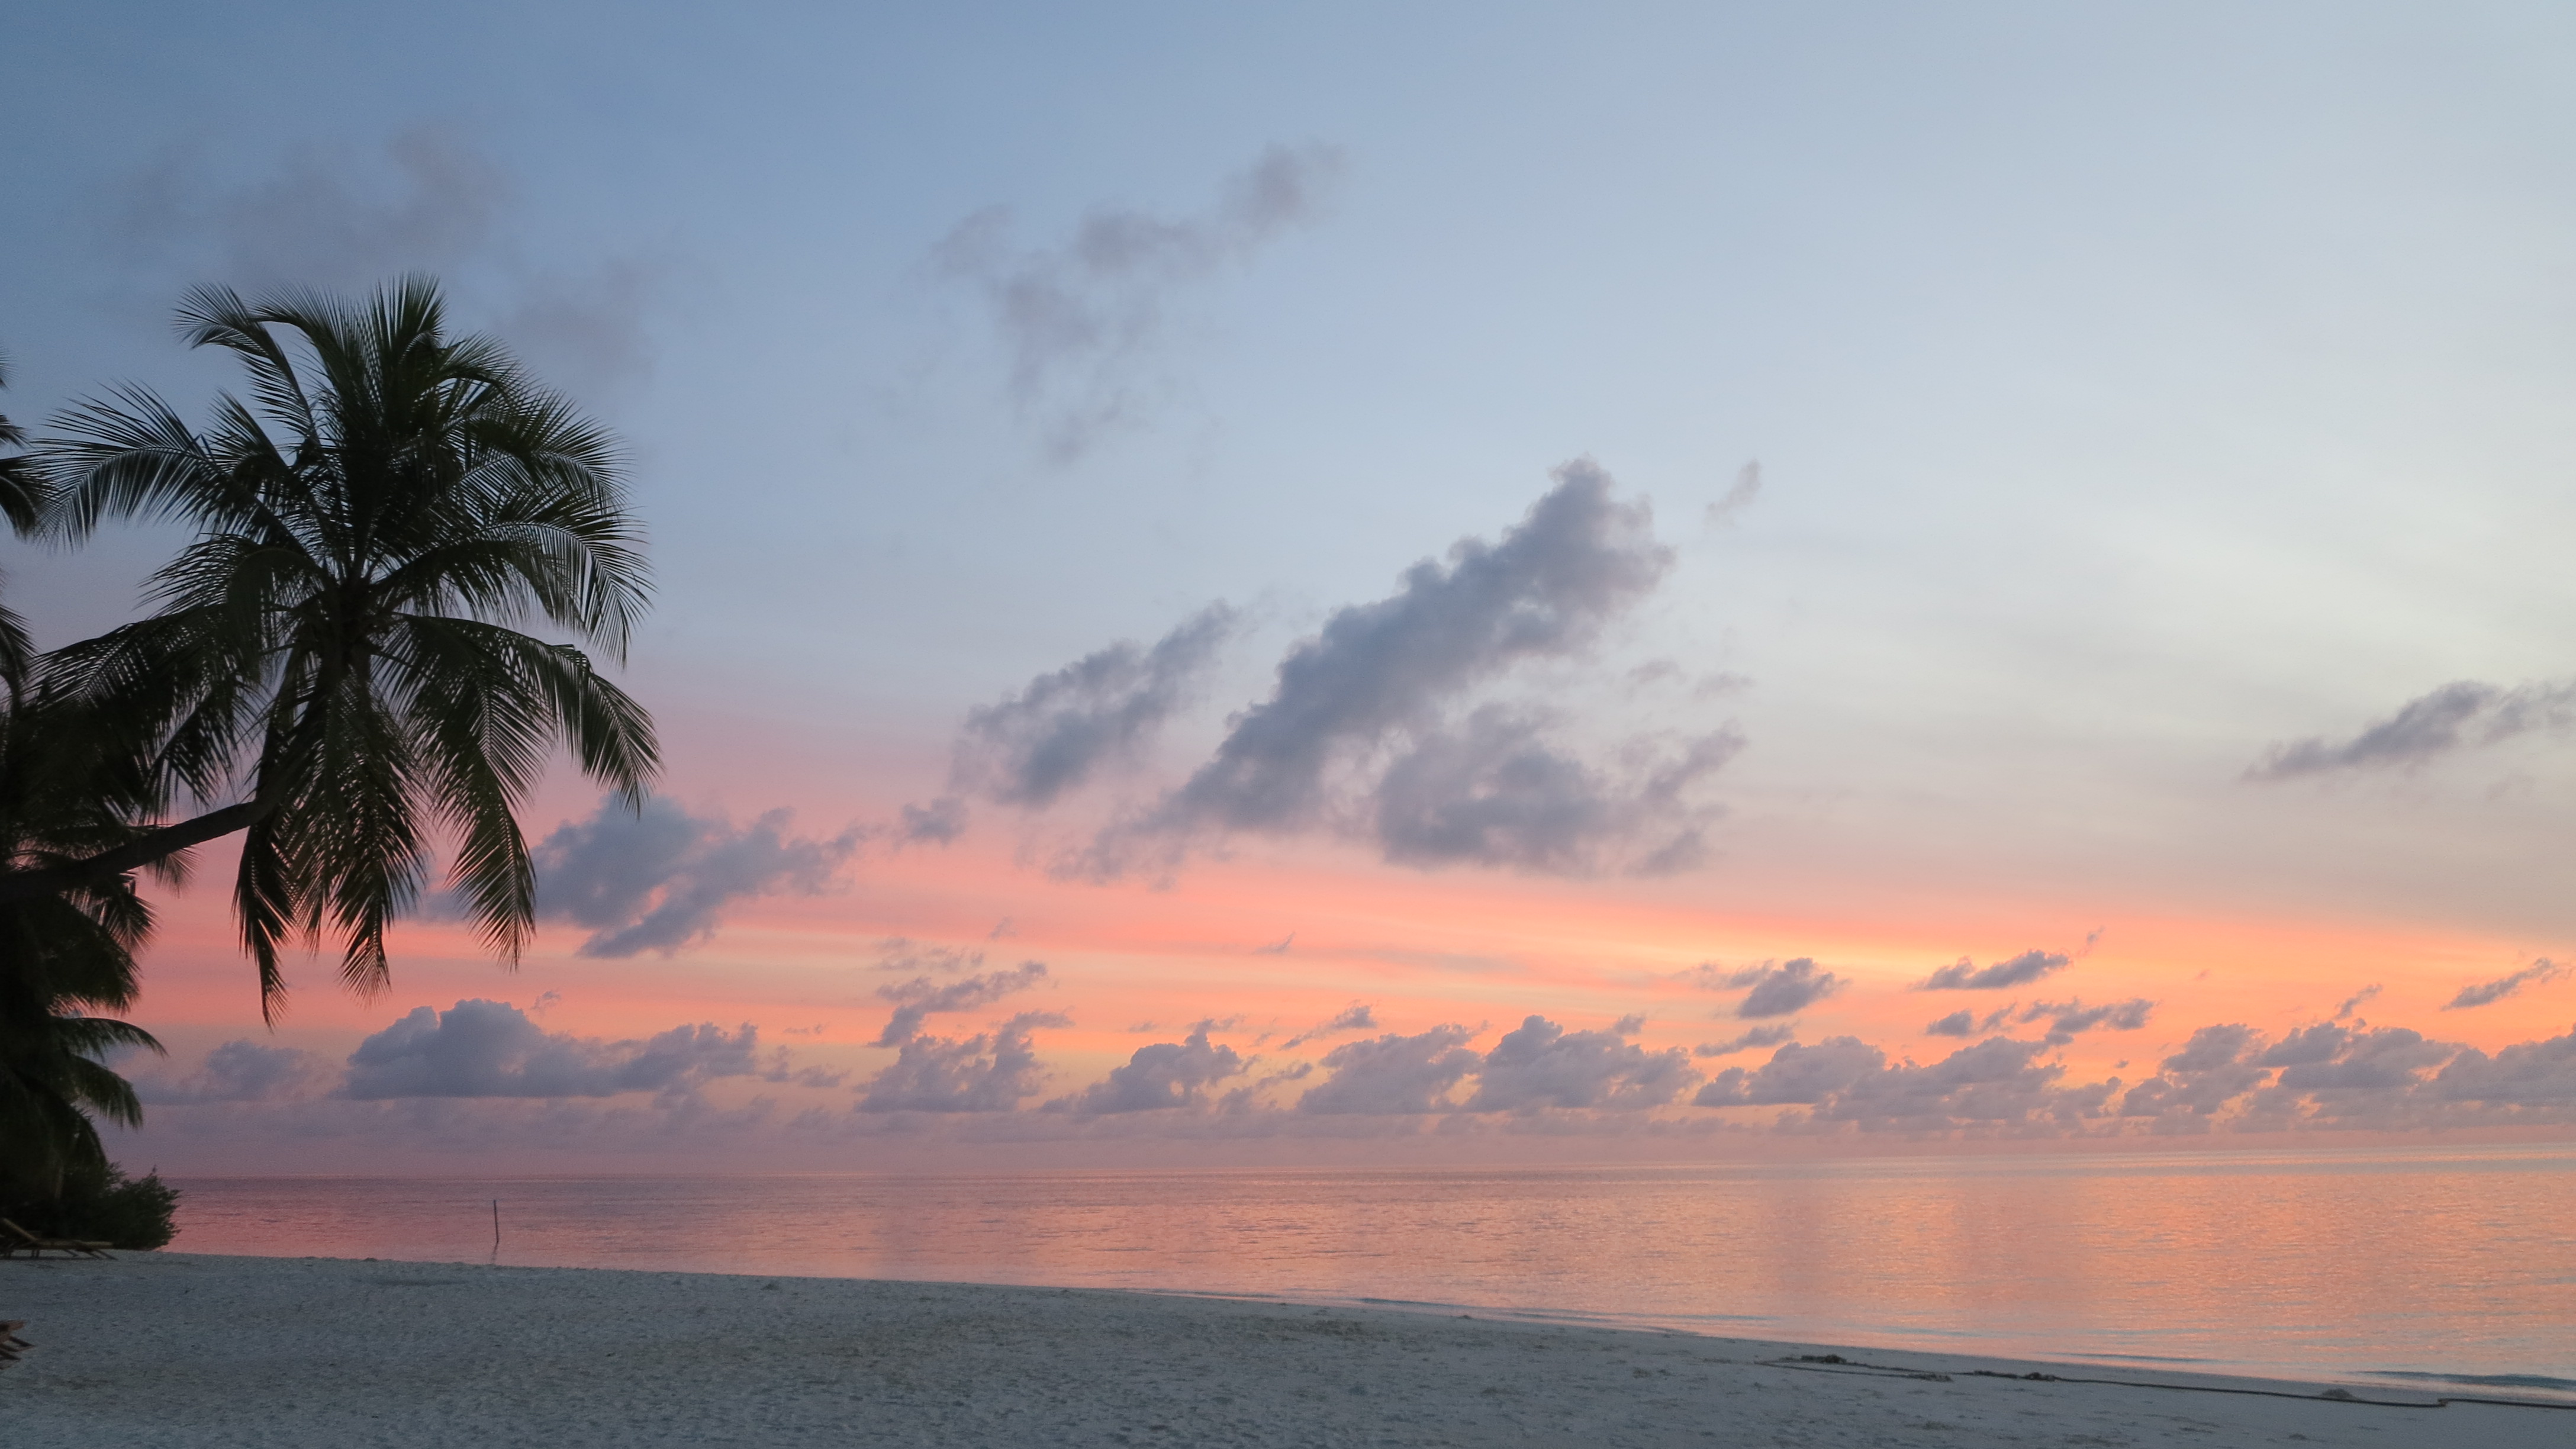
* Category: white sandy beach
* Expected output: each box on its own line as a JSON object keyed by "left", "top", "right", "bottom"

{"left": 1, "top": 1252, "right": 2563, "bottom": 1448}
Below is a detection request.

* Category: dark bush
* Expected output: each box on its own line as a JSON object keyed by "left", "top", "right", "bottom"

{"left": 4, "top": 1165, "right": 180, "bottom": 1250}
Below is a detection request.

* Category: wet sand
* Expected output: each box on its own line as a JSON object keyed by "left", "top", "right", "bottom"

{"left": 2, "top": 1252, "right": 2564, "bottom": 1447}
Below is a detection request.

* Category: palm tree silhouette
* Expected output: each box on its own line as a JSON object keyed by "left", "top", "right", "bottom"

{"left": 0, "top": 354, "right": 162, "bottom": 1198}
{"left": 0, "top": 685, "right": 165, "bottom": 1202}
{"left": 14, "top": 279, "right": 661, "bottom": 1013}
{"left": 0, "top": 352, "right": 44, "bottom": 682}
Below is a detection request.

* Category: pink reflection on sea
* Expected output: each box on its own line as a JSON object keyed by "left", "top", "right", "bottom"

{"left": 164, "top": 1144, "right": 2576, "bottom": 1394}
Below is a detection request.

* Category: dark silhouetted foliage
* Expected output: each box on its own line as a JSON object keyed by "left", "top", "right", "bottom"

{"left": 5, "top": 1164, "right": 180, "bottom": 1250}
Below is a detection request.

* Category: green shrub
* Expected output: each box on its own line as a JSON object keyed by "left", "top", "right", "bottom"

{"left": 5, "top": 1165, "right": 181, "bottom": 1250}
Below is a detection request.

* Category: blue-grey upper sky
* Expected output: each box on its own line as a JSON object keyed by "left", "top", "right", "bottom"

{"left": 15, "top": 1, "right": 2576, "bottom": 1039}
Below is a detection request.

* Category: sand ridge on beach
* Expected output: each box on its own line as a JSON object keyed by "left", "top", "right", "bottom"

{"left": 2, "top": 1253, "right": 2563, "bottom": 1448}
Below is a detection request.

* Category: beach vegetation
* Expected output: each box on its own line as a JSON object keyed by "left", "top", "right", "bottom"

{"left": 0, "top": 356, "right": 166, "bottom": 1205}
{"left": 2, "top": 1164, "right": 180, "bottom": 1250}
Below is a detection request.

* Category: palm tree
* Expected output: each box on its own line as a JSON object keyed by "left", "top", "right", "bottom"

{"left": 0, "top": 352, "right": 44, "bottom": 682}
{"left": 0, "top": 362, "right": 161, "bottom": 1196}
{"left": 9, "top": 279, "right": 660, "bottom": 1015}
{"left": 0, "top": 685, "right": 165, "bottom": 1202}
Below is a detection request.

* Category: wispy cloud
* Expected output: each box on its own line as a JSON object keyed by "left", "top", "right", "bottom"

{"left": 1279, "top": 1003, "right": 1374, "bottom": 1050}
{"left": 919, "top": 604, "right": 1238, "bottom": 836}
{"left": 1704, "top": 461, "right": 1762, "bottom": 528}
{"left": 2444, "top": 958, "right": 2569, "bottom": 1010}
{"left": 111, "top": 127, "right": 506, "bottom": 292}
{"left": 533, "top": 797, "right": 862, "bottom": 958}
{"left": 2248, "top": 680, "right": 2576, "bottom": 780}
{"left": 1058, "top": 463, "right": 1731, "bottom": 880}
{"left": 1919, "top": 949, "right": 2071, "bottom": 991}
{"left": 103, "top": 127, "right": 674, "bottom": 392}
{"left": 2017, "top": 998, "right": 2155, "bottom": 1045}
{"left": 875, "top": 961, "right": 1051, "bottom": 1045}
{"left": 1693, "top": 1024, "right": 1796, "bottom": 1058}
{"left": 937, "top": 143, "right": 1344, "bottom": 461}
{"left": 1691, "top": 958, "right": 1845, "bottom": 1019}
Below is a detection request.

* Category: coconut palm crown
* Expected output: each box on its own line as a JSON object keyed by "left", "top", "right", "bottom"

{"left": 15, "top": 278, "right": 660, "bottom": 1013}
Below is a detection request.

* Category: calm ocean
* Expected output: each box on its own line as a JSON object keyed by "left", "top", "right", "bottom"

{"left": 165, "top": 1144, "right": 2575, "bottom": 1396}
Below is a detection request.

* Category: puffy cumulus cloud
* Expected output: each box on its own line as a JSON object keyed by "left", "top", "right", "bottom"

{"left": 1695, "top": 1036, "right": 2111, "bottom": 1133}
{"left": 2115, "top": 1025, "right": 2273, "bottom": 1128}
{"left": 1159, "top": 464, "right": 1664, "bottom": 834}
{"left": 1048, "top": 1023, "right": 1250, "bottom": 1114}
{"left": 2430, "top": 1026, "right": 2576, "bottom": 1109}
{"left": 2247, "top": 679, "right": 2576, "bottom": 780}
{"left": 944, "top": 606, "right": 1238, "bottom": 813}
{"left": 2256, "top": 1023, "right": 2451, "bottom": 1090}
{"left": 1920, "top": 949, "right": 2069, "bottom": 991}
{"left": 875, "top": 962, "right": 1050, "bottom": 1046}
{"left": 1078, "top": 463, "right": 1718, "bottom": 879}
{"left": 2445, "top": 958, "right": 2569, "bottom": 1010}
{"left": 1372, "top": 706, "right": 1740, "bottom": 877}
{"left": 937, "top": 143, "right": 1344, "bottom": 461}
{"left": 136, "top": 1041, "right": 337, "bottom": 1105}
{"left": 2115, "top": 1022, "right": 2496, "bottom": 1132}
{"left": 342, "top": 1000, "right": 759, "bottom": 1101}
{"left": 1694, "top": 958, "right": 1844, "bottom": 1019}
{"left": 1463, "top": 1016, "right": 1698, "bottom": 1113}
{"left": 1279, "top": 1003, "right": 1376, "bottom": 1051}
{"left": 1694, "top": 1025, "right": 1796, "bottom": 1058}
{"left": 1296, "top": 1026, "right": 1482, "bottom": 1114}
{"left": 533, "top": 797, "right": 861, "bottom": 958}
{"left": 2237, "top": 1023, "right": 2478, "bottom": 1130}
{"left": 1697, "top": 1038, "right": 1885, "bottom": 1107}
{"left": 858, "top": 1012, "right": 1064, "bottom": 1113}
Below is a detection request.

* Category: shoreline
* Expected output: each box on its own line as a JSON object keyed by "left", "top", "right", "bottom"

{"left": 5, "top": 1252, "right": 2569, "bottom": 1447}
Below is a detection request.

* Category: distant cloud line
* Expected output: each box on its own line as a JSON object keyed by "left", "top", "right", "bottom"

{"left": 131, "top": 974, "right": 2576, "bottom": 1145}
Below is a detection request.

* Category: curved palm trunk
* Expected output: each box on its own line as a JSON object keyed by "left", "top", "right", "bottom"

{"left": 0, "top": 798, "right": 275, "bottom": 904}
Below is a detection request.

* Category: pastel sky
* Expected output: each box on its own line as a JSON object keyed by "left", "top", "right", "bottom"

{"left": 8, "top": 2, "right": 2576, "bottom": 1170}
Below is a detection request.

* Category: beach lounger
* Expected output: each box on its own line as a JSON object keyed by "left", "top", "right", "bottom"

{"left": 0, "top": 1219, "right": 112, "bottom": 1259}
